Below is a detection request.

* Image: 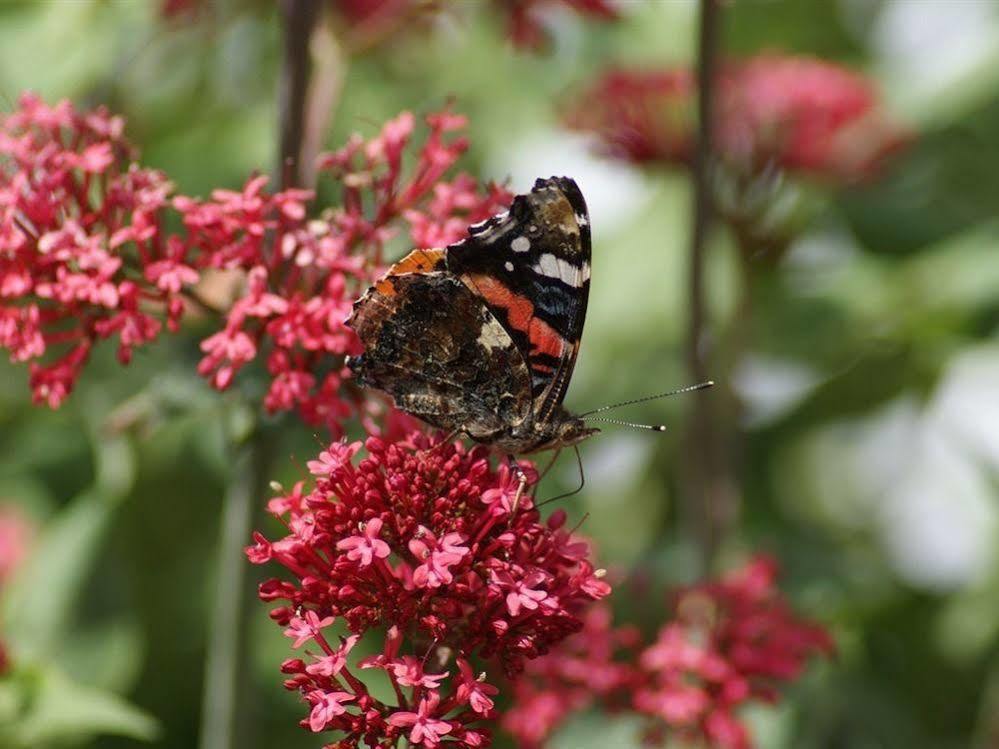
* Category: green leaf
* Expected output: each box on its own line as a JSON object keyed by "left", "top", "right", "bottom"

{"left": 1, "top": 401, "right": 135, "bottom": 659}
{"left": 10, "top": 667, "right": 159, "bottom": 746}
{"left": 551, "top": 712, "right": 646, "bottom": 749}
{"left": 1, "top": 490, "right": 114, "bottom": 659}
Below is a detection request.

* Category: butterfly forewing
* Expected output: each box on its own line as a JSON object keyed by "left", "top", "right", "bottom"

{"left": 445, "top": 176, "right": 591, "bottom": 426}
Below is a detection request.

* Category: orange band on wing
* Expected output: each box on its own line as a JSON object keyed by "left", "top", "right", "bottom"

{"left": 390, "top": 248, "right": 446, "bottom": 274}
{"left": 464, "top": 273, "right": 533, "bottom": 332}
{"left": 463, "top": 273, "right": 568, "bottom": 363}
{"left": 375, "top": 248, "right": 446, "bottom": 296}
{"left": 528, "top": 316, "right": 565, "bottom": 360}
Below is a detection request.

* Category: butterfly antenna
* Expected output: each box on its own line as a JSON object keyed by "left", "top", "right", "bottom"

{"left": 587, "top": 417, "right": 669, "bottom": 432}
{"left": 579, "top": 380, "right": 714, "bottom": 417}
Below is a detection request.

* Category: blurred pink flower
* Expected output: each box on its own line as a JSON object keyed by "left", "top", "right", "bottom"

{"left": 0, "top": 504, "right": 35, "bottom": 675}
{"left": 717, "top": 54, "right": 908, "bottom": 182}
{"left": 566, "top": 55, "right": 907, "bottom": 183}
{"left": 563, "top": 69, "right": 695, "bottom": 166}
{"left": 497, "top": 0, "right": 619, "bottom": 50}
{"left": 248, "top": 429, "right": 610, "bottom": 747}
{"left": 0, "top": 504, "right": 34, "bottom": 585}
{"left": 503, "top": 556, "right": 833, "bottom": 749}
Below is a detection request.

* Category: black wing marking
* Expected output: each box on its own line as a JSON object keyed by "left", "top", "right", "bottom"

{"left": 445, "top": 176, "right": 591, "bottom": 424}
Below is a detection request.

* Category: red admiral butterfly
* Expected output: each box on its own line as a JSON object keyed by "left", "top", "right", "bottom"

{"left": 347, "top": 176, "right": 709, "bottom": 460}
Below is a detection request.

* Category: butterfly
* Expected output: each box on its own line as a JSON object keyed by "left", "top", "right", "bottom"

{"left": 346, "top": 176, "right": 712, "bottom": 469}
{"left": 346, "top": 176, "right": 598, "bottom": 455}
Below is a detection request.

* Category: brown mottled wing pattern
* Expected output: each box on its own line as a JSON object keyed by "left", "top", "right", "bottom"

{"left": 346, "top": 248, "right": 533, "bottom": 442}
{"left": 445, "top": 177, "right": 591, "bottom": 425}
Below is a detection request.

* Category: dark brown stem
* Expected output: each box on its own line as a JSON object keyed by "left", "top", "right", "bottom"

{"left": 278, "top": 0, "right": 321, "bottom": 189}
{"left": 682, "top": 0, "right": 731, "bottom": 575}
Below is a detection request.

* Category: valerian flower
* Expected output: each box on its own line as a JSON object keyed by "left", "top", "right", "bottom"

{"left": 248, "top": 430, "right": 610, "bottom": 747}
{"left": 716, "top": 54, "right": 907, "bottom": 182}
{"left": 503, "top": 556, "right": 833, "bottom": 749}
{"left": 563, "top": 68, "right": 695, "bottom": 167}
{"left": 495, "top": 0, "right": 619, "bottom": 51}
{"left": 0, "top": 94, "right": 190, "bottom": 407}
{"left": 565, "top": 55, "right": 906, "bottom": 183}
{"left": 1, "top": 95, "right": 509, "bottom": 427}
{"left": 176, "top": 109, "right": 508, "bottom": 432}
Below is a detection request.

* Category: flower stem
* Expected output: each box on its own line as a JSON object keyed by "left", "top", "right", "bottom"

{"left": 683, "top": 0, "right": 732, "bottom": 575}
{"left": 278, "top": 0, "right": 322, "bottom": 189}
{"left": 198, "top": 430, "right": 270, "bottom": 749}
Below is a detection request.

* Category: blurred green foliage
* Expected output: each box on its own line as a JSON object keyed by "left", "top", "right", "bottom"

{"left": 1, "top": 1, "right": 998, "bottom": 748}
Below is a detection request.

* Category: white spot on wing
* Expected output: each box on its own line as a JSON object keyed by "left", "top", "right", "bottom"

{"left": 477, "top": 320, "right": 509, "bottom": 351}
{"left": 533, "top": 253, "right": 582, "bottom": 287}
{"left": 511, "top": 236, "right": 531, "bottom": 253}
{"left": 575, "top": 213, "right": 589, "bottom": 226}
{"left": 504, "top": 261, "right": 514, "bottom": 272}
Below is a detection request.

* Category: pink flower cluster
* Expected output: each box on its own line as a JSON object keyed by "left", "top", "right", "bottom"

{"left": 247, "top": 430, "right": 611, "bottom": 747}
{"left": 0, "top": 94, "right": 183, "bottom": 407}
{"left": 498, "top": 0, "right": 619, "bottom": 50}
{"left": 563, "top": 69, "right": 695, "bottom": 166}
{"left": 503, "top": 556, "right": 834, "bottom": 749}
{"left": 716, "top": 55, "right": 907, "bottom": 181}
{"left": 180, "top": 110, "right": 508, "bottom": 431}
{"left": 0, "top": 94, "right": 509, "bottom": 425}
{"left": 162, "top": 1, "right": 619, "bottom": 53}
{"left": 565, "top": 54, "right": 906, "bottom": 183}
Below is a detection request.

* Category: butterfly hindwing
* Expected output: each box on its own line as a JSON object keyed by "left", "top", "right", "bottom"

{"left": 445, "top": 176, "right": 591, "bottom": 424}
{"left": 347, "top": 249, "right": 533, "bottom": 442}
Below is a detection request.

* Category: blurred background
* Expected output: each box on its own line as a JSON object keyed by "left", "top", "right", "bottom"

{"left": 1, "top": 1, "right": 998, "bottom": 747}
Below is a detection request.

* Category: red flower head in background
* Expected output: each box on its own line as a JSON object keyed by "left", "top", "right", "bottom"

{"left": 563, "top": 68, "right": 695, "bottom": 167}
{"left": 248, "top": 430, "right": 610, "bottom": 748}
{"left": 504, "top": 556, "right": 833, "bottom": 749}
{"left": 565, "top": 54, "right": 906, "bottom": 184}
{"left": 716, "top": 54, "right": 908, "bottom": 182}
{"left": 498, "top": 0, "right": 620, "bottom": 50}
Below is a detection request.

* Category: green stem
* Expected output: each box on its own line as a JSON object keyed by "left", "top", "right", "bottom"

{"left": 683, "top": 0, "right": 725, "bottom": 575}
{"left": 198, "top": 431, "right": 270, "bottom": 749}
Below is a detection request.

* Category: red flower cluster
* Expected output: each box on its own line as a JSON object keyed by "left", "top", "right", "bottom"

{"left": 0, "top": 94, "right": 184, "bottom": 407}
{"left": 717, "top": 55, "right": 907, "bottom": 182}
{"left": 501, "top": 603, "right": 638, "bottom": 747}
{"left": 180, "top": 111, "right": 508, "bottom": 431}
{"left": 247, "top": 430, "right": 611, "bottom": 747}
{"left": 565, "top": 54, "right": 905, "bottom": 183}
{"left": 497, "top": 0, "right": 620, "bottom": 50}
{"left": 0, "top": 95, "right": 509, "bottom": 425}
{"left": 503, "top": 556, "right": 833, "bottom": 749}
{"left": 563, "top": 69, "right": 695, "bottom": 166}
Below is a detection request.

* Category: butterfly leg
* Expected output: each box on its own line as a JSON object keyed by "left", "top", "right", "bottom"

{"left": 418, "top": 428, "right": 464, "bottom": 459}
{"left": 536, "top": 448, "right": 562, "bottom": 481}
{"left": 536, "top": 445, "right": 585, "bottom": 508}
{"left": 507, "top": 454, "right": 529, "bottom": 515}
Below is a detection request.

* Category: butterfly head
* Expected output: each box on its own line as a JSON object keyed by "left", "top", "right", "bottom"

{"left": 524, "top": 412, "right": 600, "bottom": 454}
